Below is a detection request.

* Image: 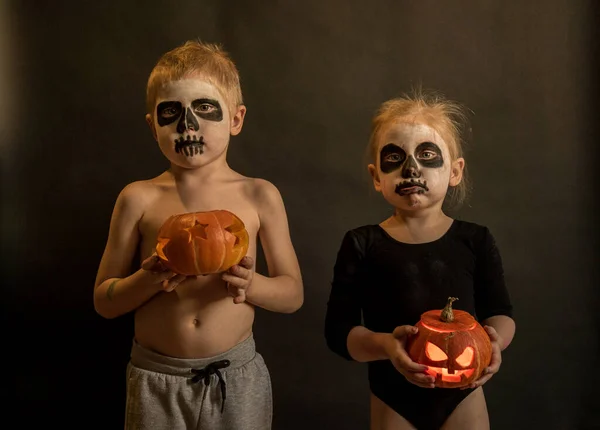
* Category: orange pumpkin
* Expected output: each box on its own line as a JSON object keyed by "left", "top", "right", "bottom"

{"left": 406, "top": 297, "right": 492, "bottom": 388}
{"left": 155, "top": 210, "right": 249, "bottom": 276}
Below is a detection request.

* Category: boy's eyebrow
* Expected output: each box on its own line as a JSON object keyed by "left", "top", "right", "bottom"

{"left": 157, "top": 97, "right": 222, "bottom": 105}
{"left": 193, "top": 98, "right": 221, "bottom": 104}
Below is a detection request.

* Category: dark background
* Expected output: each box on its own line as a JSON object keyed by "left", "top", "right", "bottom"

{"left": 3, "top": 1, "right": 598, "bottom": 429}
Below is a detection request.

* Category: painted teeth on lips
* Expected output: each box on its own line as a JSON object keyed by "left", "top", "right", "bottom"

{"left": 175, "top": 135, "right": 202, "bottom": 144}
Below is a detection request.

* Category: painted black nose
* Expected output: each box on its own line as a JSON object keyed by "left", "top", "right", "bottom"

{"left": 401, "top": 156, "right": 421, "bottom": 178}
{"left": 177, "top": 107, "right": 200, "bottom": 134}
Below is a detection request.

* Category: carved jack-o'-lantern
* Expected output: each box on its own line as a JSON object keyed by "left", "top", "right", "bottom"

{"left": 406, "top": 297, "right": 492, "bottom": 388}
{"left": 156, "top": 210, "right": 249, "bottom": 276}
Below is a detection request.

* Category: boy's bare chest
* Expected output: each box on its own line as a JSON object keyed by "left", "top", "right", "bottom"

{"left": 138, "top": 188, "right": 260, "bottom": 258}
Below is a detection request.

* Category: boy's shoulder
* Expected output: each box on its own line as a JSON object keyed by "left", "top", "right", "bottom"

{"left": 231, "top": 176, "right": 288, "bottom": 222}
{"left": 236, "top": 176, "right": 283, "bottom": 205}
{"left": 116, "top": 174, "right": 172, "bottom": 207}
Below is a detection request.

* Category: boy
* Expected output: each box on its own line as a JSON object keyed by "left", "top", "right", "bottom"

{"left": 93, "top": 40, "right": 303, "bottom": 430}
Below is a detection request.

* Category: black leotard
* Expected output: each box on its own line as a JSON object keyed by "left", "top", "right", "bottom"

{"left": 325, "top": 220, "right": 513, "bottom": 430}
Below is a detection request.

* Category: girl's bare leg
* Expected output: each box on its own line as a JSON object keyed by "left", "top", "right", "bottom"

{"left": 370, "top": 393, "right": 416, "bottom": 430}
{"left": 442, "top": 387, "right": 490, "bottom": 430}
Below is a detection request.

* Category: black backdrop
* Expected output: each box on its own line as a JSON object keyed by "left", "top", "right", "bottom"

{"left": 3, "top": 1, "right": 599, "bottom": 429}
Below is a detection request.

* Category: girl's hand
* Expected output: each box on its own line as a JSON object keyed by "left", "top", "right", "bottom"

{"left": 221, "top": 256, "right": 255, "bottom": 304}
{"left": 384, "top": 325, "right": 435, "bottom": 389}
{"left": 461, "top": 325, "right": 503, "bottom": 389}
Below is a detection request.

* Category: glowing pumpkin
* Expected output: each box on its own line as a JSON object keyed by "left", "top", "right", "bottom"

{"left": 406, "top": 297, "right": 492, "bottom": 388}
{"left": 156, "top": 210, "right": 249, "bottom": 276}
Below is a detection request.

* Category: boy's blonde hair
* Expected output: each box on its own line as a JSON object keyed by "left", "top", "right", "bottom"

{"left": 367, "top": 88, "right": 471, "bottom": 208}
{"left": 146, "top": 40, "right": 243, "bottom": 116}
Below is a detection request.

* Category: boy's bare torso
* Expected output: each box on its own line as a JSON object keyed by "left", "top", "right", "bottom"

{"left": 132, "top": 170, "right": 261, "bottom": 359}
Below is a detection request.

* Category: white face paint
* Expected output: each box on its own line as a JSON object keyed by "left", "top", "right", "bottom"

{"left": 152, "top": 79, "right": 232, "bottom": 169}
{"left": 373, "top": 121, "right": 454, "bottom": 211}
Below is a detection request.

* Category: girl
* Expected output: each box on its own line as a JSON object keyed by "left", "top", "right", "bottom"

{"left": 324, "top": 90, "right": 516, "bottom": 430}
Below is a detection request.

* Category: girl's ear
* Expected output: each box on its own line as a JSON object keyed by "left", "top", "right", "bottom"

{"left": 449, "top": 157, "right": 465, "bottom": 186}
{"left": 368, "top": 164, "right": 382, "bottom": 192}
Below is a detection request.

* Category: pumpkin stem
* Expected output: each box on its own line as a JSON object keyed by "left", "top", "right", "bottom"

{"left": 440, "top": 297, "right": 458, "bottom": 322}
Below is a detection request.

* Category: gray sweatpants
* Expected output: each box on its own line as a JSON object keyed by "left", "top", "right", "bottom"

{"left": 124, "top": 334, "right": 272, "bottom": 430}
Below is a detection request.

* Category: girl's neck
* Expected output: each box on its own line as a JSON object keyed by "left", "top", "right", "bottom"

{"left": 382, "top": 207, "right": 453, "bottom": 244}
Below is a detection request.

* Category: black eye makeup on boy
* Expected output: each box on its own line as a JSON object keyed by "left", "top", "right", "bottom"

{"left": 192, "top": 98, "right": 223, "bottom": 122}
{"left": 156, "top": 98, "right": 224, "bottom": 129}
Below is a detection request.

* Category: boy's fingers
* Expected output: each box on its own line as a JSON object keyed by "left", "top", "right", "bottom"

{"left": 166, "top": 274, "right": 187, "bottom": 290}
{"left": 222, "top": 273, "right": 246, "bottom": 288}
{"left": 238, "top": 256, "right": 254, "bottom": 269}
{"left": 233, "top": 289, "right": 246, "bottom": 303}
{"left": 229, "top": 265, "right": 251, "bottom": 279}
{"left": 141, "top": 254, "right": 159, "bottom": 270}
{"left": 159, "top": 271, "right": 175, "bottom": 281}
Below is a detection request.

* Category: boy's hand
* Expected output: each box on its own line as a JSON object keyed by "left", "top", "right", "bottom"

{"left": 384, "top": 326, "right": 435, "bottom": 389}
{"left": 461, "top": 325, "right": 503, "bottom": 390}
{"left": 222, "top": 256, "right": 254, "bottom": 304}
{"left": 140, "top": 253, "right": 187, "bottom": 292}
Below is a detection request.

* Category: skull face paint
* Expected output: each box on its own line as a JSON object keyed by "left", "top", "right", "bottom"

{"left": 374, "top": 122, "right": 452, "bottom": 209}
{"left": 380, "top": 141, "right": 444, "bottom": 197}
{"left": 156, "top": 97, "right": 224, "bottom": 157}
{"left": 152, "top": 79, "right": 232, "bottom": 168}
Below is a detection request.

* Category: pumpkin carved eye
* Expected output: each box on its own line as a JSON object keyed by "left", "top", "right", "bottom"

{"left": 425, "top": 342, "right": 475, "bottom": 367}
{"left": 186, "top": 222, "right": 208, "bottom": 240}
{"left": 455, "top": 346, "right": 474, "bottom": 367}
{"left": 425, "top": 342, "right": 448, "bottom": 361}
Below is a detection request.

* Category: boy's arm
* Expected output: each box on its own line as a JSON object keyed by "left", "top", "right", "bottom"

{"left": 93, "top": 183, "right": 179, "bottom": 319}
{"left": 244, "top": 180, "right": 303, "bottom": 313}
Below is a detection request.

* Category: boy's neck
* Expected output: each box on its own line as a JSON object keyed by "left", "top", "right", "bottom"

{"left": 168, "top": 157, "right": 231, "bottom": 184}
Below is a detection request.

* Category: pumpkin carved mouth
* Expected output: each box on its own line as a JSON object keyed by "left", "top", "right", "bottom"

{"left": 426, "top": 367, "right": 475, "bottom": 383}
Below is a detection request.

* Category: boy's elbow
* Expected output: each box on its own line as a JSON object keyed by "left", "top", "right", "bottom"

{"left": 94, "top": 304, "right": 117, "bottom": 320}
{"left": 284, "top": 286, "right": 304, "bottom": 313}
{"left": 289, "top": 296, "right": 304, "bottom": 313}
{"left": 93, "top": 295, "right": 119, "bottom": 320}
{"left": 283, "top": 279, "right": 304, "bottom": 313}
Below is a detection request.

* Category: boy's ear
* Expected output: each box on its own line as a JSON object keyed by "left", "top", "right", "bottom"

{"left": 368, "top": 164, "right": 382, "bottom": 192}
{"left": 230, "top": 105, "right": 247, "bottom": 136}
{"left": 145, "top": 113, "right": 158, "bottom": 141}
{"left": 449, "top": 157, "right": 465, "bottom": 187}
